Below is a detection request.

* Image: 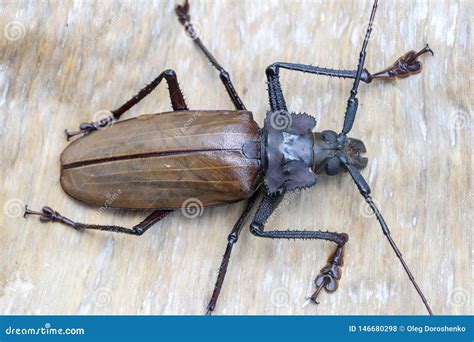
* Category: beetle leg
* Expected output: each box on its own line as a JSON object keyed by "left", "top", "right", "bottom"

{"left": 264, "top": 2, "right": 377, "bottom": 113}
{"left": 268, "top": 62, "right": 374, "bottom": 83}
{"left": 265, "top": 62, "right": 373, "bottom": 113}
{"left": 175, "top": 0, "right": 246, "bottom": 110}
{"left": 311, "top": 242, "right": 346, "bottom": 304}
{"left": 249, "top": 193, "right": 349, "bottom": 306}
{"left": 264, "top": 43, "right": 433, "bottom": 113}
{"left": 370, "top": 44, "right": 434, "bottom": 81}
{"left": 206, "top": 190, "right": 260, "bottom": 315}
{"left": 24, "top": 205, "right": 171, "bottom": 236}
{"left": 65, "top": 69, "right": 188, "bottom": 140}
{"left": 266, "top": 64, "right": 288, "bottom": 112}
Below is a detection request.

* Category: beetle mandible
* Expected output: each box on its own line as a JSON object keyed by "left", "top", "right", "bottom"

{"left": 24, "top": 0, "right": 434, "bottom": 315}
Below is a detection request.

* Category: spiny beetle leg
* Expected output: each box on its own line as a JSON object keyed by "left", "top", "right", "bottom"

{"left": 206, "top": 191, "right": 260, "bottom": 315}
{"left": 250, "top": 193, "right": 350, "bottom": 308}
{"left": 24, "top": 205, "right": 171, "bottom": 236}
{"left": 65, "top": 69, "right": 187, "bottom": 140}
{"left": 175, "top": 0, "right": 246, "bottom": 110}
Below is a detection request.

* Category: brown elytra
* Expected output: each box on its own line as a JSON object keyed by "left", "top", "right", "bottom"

{"left": 60, "top": 110, "right": 261, "bottom": 209}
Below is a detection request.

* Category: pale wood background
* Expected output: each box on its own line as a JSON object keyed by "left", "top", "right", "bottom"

{"left": 0, "top": 0, "right": 472, "bottom": 315}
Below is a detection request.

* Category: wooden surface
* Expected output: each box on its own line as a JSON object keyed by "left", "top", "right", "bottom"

{"left": 0, "top": 0, "right": 471, "bottom": 315}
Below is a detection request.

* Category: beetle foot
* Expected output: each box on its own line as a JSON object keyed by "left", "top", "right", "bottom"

{"left": 175, "top": 0, "right": 191, "bottom": 25}
{"left": 310, "top": 246, "right": 345, "bottom": 304}
{"left": 175, "top": 0, "right": 199, "bottom": 40}
{"left": 371, "top": 44, "right": 434, "bottom": 80}
{"left": 65, "top": 116, "right": 114, "bottom": 141}
{"left": 24, "top": 205, "right": 81, "bottom": 230}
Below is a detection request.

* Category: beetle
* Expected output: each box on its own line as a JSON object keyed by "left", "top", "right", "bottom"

{"left": 24, "top": 0, "right": 434, "bottom": 315}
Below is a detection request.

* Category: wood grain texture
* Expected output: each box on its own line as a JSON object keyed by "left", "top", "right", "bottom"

{"left": 0, "top": 0, "right": 471, "bottom": 315}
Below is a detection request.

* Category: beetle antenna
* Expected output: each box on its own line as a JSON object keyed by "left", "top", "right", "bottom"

{"left": 341, "top": 0, "right": 378, "bottom": 135}
{"left": 340, "top": 156, "right": 433, "bottom": 315}
{"left": 338, "top": 1, "right": 433, "bottom": 314}
{"left": 363, "top": 196, "right": 433, "bottom": 315}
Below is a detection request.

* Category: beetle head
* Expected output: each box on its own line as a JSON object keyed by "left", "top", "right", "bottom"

{"left": 312, "top": 130, "right": 368, "bottom": 175}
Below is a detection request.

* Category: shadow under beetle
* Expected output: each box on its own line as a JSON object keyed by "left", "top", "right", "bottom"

{"left": 25, "top": 0, "right": 434, "bottom": 314}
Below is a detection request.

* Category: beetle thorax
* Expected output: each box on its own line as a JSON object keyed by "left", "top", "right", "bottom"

{"left": 261, "top": 111, "right": 317, "bottom": 194}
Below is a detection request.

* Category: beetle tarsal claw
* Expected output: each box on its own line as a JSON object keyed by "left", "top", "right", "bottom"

{"left": 24, "top": 205, "right": 54, "bottom": 221}
{"left": 310, "top": 277, "right": 328, "bottom": 304}
{"left": 65, "top": 129, "right": 83, "bottom": 140}
{"left": 24, "top": 206, "right": 54, "bottom": 223}
{"left": 65, "top": 120, "right": 104, "bottom": 140}
{"left": 23, "top": 205, "right": 43, "bottom": 218}
{"left": 65, "top": 125, "right": 92, "bottom": 140}
{"left": 311, "top": 271, "right": 341, "bottom": 305}
{"left": 23, "top": 205, "right": 77, "bottom": 228}
{"left": 371, "top": 44, "right": 434, "bottom": 80}
{"left": 310, "top": 246, "right": 345, "bottom": 304}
